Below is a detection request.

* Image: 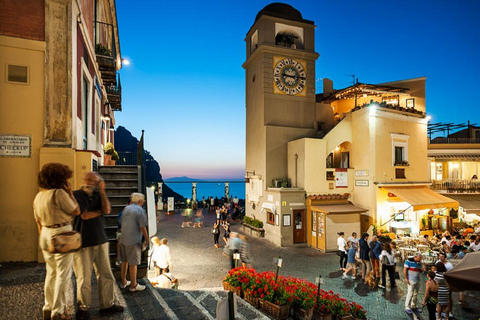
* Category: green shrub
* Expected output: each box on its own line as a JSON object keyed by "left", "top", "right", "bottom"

{"left": 243, "top": 216, "right": 263, "bottom": 229}
{"left": 104, "top": 142, "right": 119, "bottom": 160}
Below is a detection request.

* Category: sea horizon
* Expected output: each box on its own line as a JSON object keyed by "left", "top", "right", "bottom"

{"left": 165, "top": 180, "right": 245, "bottom": 200}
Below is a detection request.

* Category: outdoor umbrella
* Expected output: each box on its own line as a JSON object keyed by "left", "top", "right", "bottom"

{"left": 444, "top": 251, "right": 480, "bottom": 292}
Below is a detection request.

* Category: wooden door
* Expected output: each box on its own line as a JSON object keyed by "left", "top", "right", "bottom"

{"left": 293, "top": 210, "right": 306, "bottom": 243}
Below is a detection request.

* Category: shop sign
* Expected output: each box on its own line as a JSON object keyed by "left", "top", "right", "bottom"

{"left": 0, "top": 134, "right": 31, "bottom": 157}
{"left": 355, "top": 180, "right": 369, "bottom": 186}
{"left": 335, "top": 168, "right": 348, "bottom": 188}
{"left": 355, "top": 170, "right": 369, "bottom": 177}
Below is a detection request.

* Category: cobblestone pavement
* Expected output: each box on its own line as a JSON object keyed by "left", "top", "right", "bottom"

{"left": 1, "top": 208, "right": 479, "bottom": 320}
{"left": 160, "top": 208, "right": 480, "bottom": 320}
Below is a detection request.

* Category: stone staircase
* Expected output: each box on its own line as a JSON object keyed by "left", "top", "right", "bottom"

{"left": 97, "top": 165, "right": 141, "bottom": 266}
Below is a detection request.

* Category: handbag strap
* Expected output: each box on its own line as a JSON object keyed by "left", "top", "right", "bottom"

{"left": 51, "top": 189, "right": 82, "bottom": 232}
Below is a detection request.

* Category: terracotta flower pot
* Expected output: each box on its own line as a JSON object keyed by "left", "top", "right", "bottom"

{"left": 222, "top": 281, "right": 242, "bottom": 297}
{"left": 244, "top": 293, "right": 260, "bottom": 308}
{"left": 291, "top": 305, "right": 314, "bottom": 320}
{"left": 260, "top": 299, "right": 290, "bottom": 320}
{"left": 313, "top": 310, "right": 332, "bottom": 320}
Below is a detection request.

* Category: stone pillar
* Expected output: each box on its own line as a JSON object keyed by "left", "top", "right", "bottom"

{"left": 225, "top": 182, "right": 229, "bottom": 200}
{"left": 44, "top": 0, "right": 73, "bottom": 146}
{"left": 192, "top": 182, "right": 197, "bottom": 202}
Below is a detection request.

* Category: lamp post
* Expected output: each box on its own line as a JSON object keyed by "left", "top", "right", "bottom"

{"left": 274, "top": 256, "right": 283, "bottom": 283}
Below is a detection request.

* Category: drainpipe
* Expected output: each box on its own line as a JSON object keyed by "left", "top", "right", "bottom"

{"left": 294, "top": 153, "right": 298, "bottom": 188}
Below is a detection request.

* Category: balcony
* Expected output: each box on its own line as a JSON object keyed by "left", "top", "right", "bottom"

{"left": 105, "top": 74, "right": 122, "bottom": 111}
{"left": 94, "top": 21, "right": 117, "bottom": 86}
{"left": 431, "top": 179, "right": 480, "bottom": 193}
{"left": 430, "top": 137, "right": 480, "bottom": 144}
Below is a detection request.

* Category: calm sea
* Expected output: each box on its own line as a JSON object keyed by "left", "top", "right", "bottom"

{"left": 166, "top": 181, "right": 245, "bottom": 200}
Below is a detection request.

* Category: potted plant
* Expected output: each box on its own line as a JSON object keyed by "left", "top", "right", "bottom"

{"left": 349, "top": 302, "right": 367, "bottom": 320}
{"left": 104, "top": 142, "right": 119, "bottom": 166}
{"left": 257, "top": 271, "right": 291, "bottom": 320}
{"left": 242, "top": 216, "right": 265, "bottom": 237}
{"left": 223, "top": 267, "right": 251, "bottom": 297}
{"left": 286, "top": 277, "right": 317, "bottom": 320}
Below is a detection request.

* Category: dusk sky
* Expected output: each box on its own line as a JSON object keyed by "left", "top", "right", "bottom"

{"left": 115, "top": 0, "right": 480, "bottom": 180}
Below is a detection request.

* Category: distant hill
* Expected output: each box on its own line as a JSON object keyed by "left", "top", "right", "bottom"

{"left": 165, "top": 176, "right": 207, "bottom": 182}
{"left": 114, "top": 126, "right": 184, "bottom": 201}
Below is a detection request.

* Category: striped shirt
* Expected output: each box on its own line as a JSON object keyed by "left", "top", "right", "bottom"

{"left": 404, "top": 258, "right": 422, "bottom": 283}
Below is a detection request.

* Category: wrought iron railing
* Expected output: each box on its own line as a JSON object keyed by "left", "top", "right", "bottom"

{"left": 430, "top": 137, "right": 480, "bottom": 144}
{"left": 430, "top": 179, "right": 480, "bottom": 192}
{"left": 117, "top": 151, "right": 137, "bottom": 165}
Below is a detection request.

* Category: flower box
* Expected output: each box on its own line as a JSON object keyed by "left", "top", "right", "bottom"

{"left": 260, "top": 299, "right": 290, "bottom": 320}
{"left": 313, "top": 311, "right": 332, "bottom": 320}
{"left": 242, "top": 222, "right": 265, "bottom": 237}
{"left": 291, "top": 305, "right": 314, "bottom": 320}
{"left": 222, "top": 281, "right": 242, "bottom": 297}
{"left": 334, "top": 315, "right": 352, "bottom": 320}
{"left": 244, "top": 293, "right": 260, "bottom": 308}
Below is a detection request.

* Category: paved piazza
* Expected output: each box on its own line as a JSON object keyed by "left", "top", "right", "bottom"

{"left": 159, "top": 208, "right": 480, "bottom": 320}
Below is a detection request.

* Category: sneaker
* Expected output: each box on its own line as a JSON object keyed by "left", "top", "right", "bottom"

{"left": 99, "top": 305, "right": 124, "bottom": 313}
{"left": 351, "top": 276, "right": 356, "bottom": 280}
{"left": 115, "top": 260, "right": 121, "bottom": 267}
{"left": 129, "top": 284, "right": 146, "bottom": 292}
{"left": 342, "top": 273, "right": 348, "bottom": 279}
{"left": 120, "top": 280, "right": 131, "bottom": 289}
{"left": 413, "top": 308, "right": 422, "bottom": 313}
{"left": 449, "top": 312, "right": 453, "bottom": 318}
{"left": 378, "top": 284, "right": 385, "bottom": 289}
{"left": 405, "top": 308, "right": 413, "bottom": 314}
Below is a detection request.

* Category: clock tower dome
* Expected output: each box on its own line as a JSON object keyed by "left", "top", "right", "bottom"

{"left": 243, "top": 3, "right": 319, "bottom": 218}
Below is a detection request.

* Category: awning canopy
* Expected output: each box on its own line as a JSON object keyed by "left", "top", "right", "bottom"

{"left": 383, "top": 186, "right": 459, "bottom": 211}
{"left": 261, "top": 202, "right": 276, "bottom": 214}
{"left": 444, "top": 251, "right": 480, "bottom": 292}
{"left": 442, "top": 194, "right": 480, "bottom": 215}
{"left": 311, "top": 204, "right": 367, "bottom": 214}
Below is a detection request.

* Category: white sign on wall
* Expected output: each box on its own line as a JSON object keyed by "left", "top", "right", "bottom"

{"left": 0, "top": 134, "right": 31, "bottom": 157}
{"left": 335, "top": 168, "right": 348, "bottom": 188}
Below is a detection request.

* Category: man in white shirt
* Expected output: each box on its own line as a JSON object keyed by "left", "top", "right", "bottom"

{"left": 233, "top": 196, "right": 239, "bottom": 207}
{"left": 470, "top": 237, "right": 480, "bottom": 251}
{"left": 152, "top": 238, "right": 173, "bottom": 273}
{"left": 436, "top": 252, "right": 453, "bottom": 271}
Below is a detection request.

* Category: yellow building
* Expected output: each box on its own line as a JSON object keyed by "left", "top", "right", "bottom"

{"left": 244, "top": 4, "right": 458, "bottom": 250}
{"left": 0, "top": 0, "right": 122, "bottom": 262}
{"left": 428, "top": 124, "right": 480, "bottom": 225}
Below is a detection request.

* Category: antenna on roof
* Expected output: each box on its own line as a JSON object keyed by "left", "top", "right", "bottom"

{"left": 345, "top": 74, "right": 355, "bottom": 85}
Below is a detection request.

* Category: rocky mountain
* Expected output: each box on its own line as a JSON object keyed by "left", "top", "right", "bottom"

{"left": 114, "top": 126, "right": 184, "bottom": 201}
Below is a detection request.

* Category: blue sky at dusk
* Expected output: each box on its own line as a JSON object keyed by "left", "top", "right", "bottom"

{"left": 115, "top": 0, "right": 480, "bottom": 179}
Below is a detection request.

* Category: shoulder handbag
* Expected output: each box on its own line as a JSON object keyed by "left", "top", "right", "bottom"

{"left": 48, "top": 190, "right": 82, "bottom": 253}
{"left": 381, "top": 254, "right": 390, "bottom": 265}
{"left": 211, "top": 227, "right": 219, "bottom": 234}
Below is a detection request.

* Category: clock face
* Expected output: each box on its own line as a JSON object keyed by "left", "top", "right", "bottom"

{"left": 273, "top": 57, "right": 307, "bottom": 96}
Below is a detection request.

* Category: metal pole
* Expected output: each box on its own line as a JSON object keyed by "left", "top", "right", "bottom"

{"left": 275, "top": 256, "right": 281, "bottom": 283}
{"left": 228, "top": 291, "right": 234, "bottom": 320}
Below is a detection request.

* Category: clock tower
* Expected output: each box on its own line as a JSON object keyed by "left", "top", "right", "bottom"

{"left": 243, "top": 3, "right": 319, "bottom": 218}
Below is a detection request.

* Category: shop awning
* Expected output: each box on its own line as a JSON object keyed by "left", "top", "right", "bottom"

{"left": 311, "top": 204, "right": 368, "bottom": 214}
{"left": 442, "top": 194, "right": 480, "bottom": 215}
{"left": 382, "top": 186, "right": 459, "bottom": 211}
{"left": 261, "top": 202, "right": 276, "bottom": 214}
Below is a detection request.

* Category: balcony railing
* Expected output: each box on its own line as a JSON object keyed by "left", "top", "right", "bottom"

{"left": 429, "top": 137, "right": 480, "bottom": 144}
{"left": 431, "top": 179, "right": 480, "bottom": 193}
{"left": 117, "top": 151, "right": 137, "bottom": 165}
{"left": 105, "top": 74, "right": 121, "bottom": 111}
{"left": 94, "top": 21, "right": 117, "bottom": 85}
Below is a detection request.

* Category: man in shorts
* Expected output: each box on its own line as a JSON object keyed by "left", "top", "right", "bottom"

{"left": 120, "top": 193, "right": 149, "bottom": 292}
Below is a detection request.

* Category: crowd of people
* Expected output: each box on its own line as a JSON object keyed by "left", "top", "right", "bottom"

{"left": 337, "top": 229, "right": 479, "bottom": 320}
